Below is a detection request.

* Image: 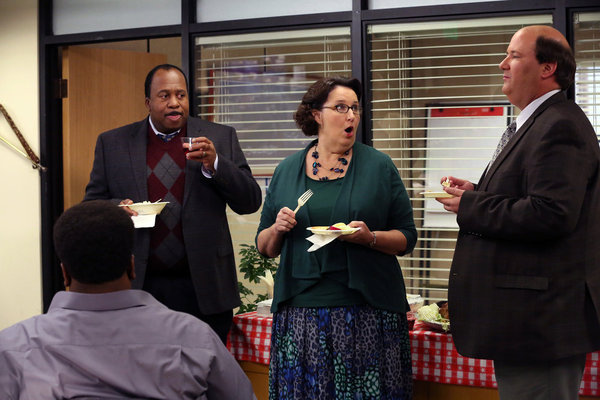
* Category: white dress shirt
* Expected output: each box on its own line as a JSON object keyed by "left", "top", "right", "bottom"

{"left": 515, "top": 89, "right": 561, "bottom": 131}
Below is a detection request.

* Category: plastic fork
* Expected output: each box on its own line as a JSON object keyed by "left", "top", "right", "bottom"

{"left": 293, "top": 189, "right": 313, "bottom": 213}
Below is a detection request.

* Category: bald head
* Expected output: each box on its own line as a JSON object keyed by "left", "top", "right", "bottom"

{"left": 519, "top": 25, "right": 571, "bottom": 51}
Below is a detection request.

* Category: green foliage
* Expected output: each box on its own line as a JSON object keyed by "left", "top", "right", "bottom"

{"left": 237, "top": 244, "right": 278, "bottom": 314}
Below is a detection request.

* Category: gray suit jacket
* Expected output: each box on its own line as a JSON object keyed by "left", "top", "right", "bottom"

{"left": 84, "top": 117, "right": 262, "bottom": 314}
{"left": 449, "top": 92, "right": 600, "bottom": 361}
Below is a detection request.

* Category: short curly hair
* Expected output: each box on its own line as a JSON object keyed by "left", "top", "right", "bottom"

{"left": 294, "top": 76, "right": 362, "bottom": 136}
{"left": 54, "top": 200, "right": 134, "bottom": 284}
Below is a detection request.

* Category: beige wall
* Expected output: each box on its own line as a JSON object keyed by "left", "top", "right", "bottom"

{"left": 0, "top": 0, "right": 42, "bottom": 329}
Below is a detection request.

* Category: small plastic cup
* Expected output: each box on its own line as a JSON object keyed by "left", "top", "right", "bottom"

{"left": 181, "top": 136, "right": 194, "bottom": 153}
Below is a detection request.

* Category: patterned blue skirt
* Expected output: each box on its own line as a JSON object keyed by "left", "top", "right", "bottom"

{"left": 269, "top": 305, "right": 412, "bottom": 400}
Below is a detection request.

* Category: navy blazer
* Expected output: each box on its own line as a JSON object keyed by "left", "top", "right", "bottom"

{"left": 84, "top": 117, "right": 262, "bottom": 314}
{"left": 449, "top": 92, "right": 600, "bottom": 361}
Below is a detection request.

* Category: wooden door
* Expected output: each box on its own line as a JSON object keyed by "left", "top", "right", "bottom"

{"left": 62, "top": 46, "right": 166, "bottom": 209}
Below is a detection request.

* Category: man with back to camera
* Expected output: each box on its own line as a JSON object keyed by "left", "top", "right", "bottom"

{"left": 0, "top": 200, "right": 256, "bottom": 399}
{"left": 84, "top": 64, "right": 262, "bottom": 344}
{"left": 436, "top": 26, "right": 600, "bottom": 399}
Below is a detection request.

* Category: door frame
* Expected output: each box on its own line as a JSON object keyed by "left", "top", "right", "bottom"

{"left": 38, "top": 3, "right": 191, "bottom": 310}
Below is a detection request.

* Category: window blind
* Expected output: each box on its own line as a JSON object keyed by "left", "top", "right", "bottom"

{"left": 194, "top": 28, "right": 352, "bottom": 176}
{"left": 574, "top": 12, "right": 600, "bottom": 136}
{"left": 193, "top": 28, "right": 352, "bottom": 299}
{"left": 368, "top": 15, "right": 552, "bottom": 303}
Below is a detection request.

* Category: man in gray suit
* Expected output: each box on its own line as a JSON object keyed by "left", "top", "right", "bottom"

{"left": 84, "top": 64, "right": 262, "bottom": 344}
{"left": 437, "top": 26, "right": 600, "bottom": 399}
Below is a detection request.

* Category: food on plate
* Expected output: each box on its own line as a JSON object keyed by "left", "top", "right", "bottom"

{"left": 307, "top": 223, "right": 359, "bottom": 236}
{"left": 417, "top": 302, "right": 450, "bottom": 332}
{"left": 118, "top": 201, "right": 168, "bottom": 216}
{"left": 417, "top": 303, "right": 441, "bottom": 321}
{"left": 328, "top": 222, "right": 350, "bottom": 230}
{"left": 420, "top": 191, "right": 454, "bottom": 198}
{"left": 439, "top": 301, "right": 450, "bottom": 319}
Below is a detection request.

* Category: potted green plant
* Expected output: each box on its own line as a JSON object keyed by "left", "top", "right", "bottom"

{"left": 237, "top": 244, "right": 278, "bottom": 314}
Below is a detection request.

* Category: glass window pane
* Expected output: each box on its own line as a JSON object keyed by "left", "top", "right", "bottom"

{"left": 194, "top": 28, "right": 351, "bottom": 296}
{"left": 53, "top": 0, "right": 180, "bottom": 35}
{"left": 194, "top": 28, "right": 351, "bottom": 176}
{"left": 368, "top": 15, "right": 552, "bottom": 303}
{"left": 574, "top": 12, "right": 600, "bottom": 135}
{"left": 197, "top": 0, "right": 351, "bottom": 23}
{"left": 369, "top": 0, "right": 507, "bottom": 8}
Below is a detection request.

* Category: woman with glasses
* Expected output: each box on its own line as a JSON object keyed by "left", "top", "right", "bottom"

{"left": 256, "top": 76, "right": 417, "bottom": 399}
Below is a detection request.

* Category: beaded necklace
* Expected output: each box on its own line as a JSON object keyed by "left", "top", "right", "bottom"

{"left": 311, "top": 143, "right": 350, "bottom": 181}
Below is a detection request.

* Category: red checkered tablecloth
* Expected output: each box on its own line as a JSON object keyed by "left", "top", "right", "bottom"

{"left": 227, "top": 312, "right": 600, "bottom": 396}
{"left": 410, "top": 321, "right": 496, "bottom": 387}
{"left": 227, "top": 312, "right": 272, "bottom": 364}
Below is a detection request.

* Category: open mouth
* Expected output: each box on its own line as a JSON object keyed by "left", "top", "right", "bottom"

{"left": 345, "top": 126, "right": 353, "bottom": 134}
{"left": 166, "top": 112, "right": 182, "bottom": 121}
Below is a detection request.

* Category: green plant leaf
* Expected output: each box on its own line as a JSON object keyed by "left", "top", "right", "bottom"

{"left": 236, "top": 244, "right": 279, "bottom": 315}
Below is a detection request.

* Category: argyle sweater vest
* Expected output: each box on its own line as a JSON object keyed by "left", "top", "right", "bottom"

{"left": 146, "top": 125, "right": 187, "bottom": 274}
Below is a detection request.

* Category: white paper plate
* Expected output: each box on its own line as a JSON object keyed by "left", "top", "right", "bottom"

{"left": 119, "top": 201, "right": 169, "bottom": 215}
{"left": 307, "top": 226, "right": 360, "bottom": 235}
{"left": 420, "top": 191, "right": 454, "bottom": 199}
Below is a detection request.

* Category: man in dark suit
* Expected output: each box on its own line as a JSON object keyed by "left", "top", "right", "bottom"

{"left": 84, "top": 64, "right": 262, "bottom": 344}
{"left": 437, "top": 26, "right": 600, "bottom": 399}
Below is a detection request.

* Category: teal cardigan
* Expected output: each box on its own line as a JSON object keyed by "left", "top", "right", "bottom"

{"left": 256, "top": 140, "right": 417, "bottom": 313}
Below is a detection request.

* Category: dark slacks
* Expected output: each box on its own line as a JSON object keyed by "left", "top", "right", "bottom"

{"left": 143, "top": 272, "right": 233, "bottom": 345}
{"left": 494, "top": 353, "right": 586, "bottom": 400}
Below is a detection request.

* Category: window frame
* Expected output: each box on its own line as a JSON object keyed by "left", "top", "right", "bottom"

{"left": 38, "top": 0, "right": 600, "bottom": 310}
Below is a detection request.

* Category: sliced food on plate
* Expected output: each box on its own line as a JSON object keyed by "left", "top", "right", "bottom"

{"left": 307, "top": 222, "right": 360, "bottom": 235}
{"left": 417, "top": 301, "right": 450, "bottom": 332}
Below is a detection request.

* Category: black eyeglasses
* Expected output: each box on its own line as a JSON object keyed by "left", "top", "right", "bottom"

{"left": 322, "top": 104, "right": 362, "bottom": 115}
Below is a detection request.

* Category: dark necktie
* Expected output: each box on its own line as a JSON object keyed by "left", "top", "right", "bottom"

{"left": 156, "top": 131, "right": 179, "bottom": 142}
{"left": 489, "top": 121, "right": 517, "bottom": 167}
